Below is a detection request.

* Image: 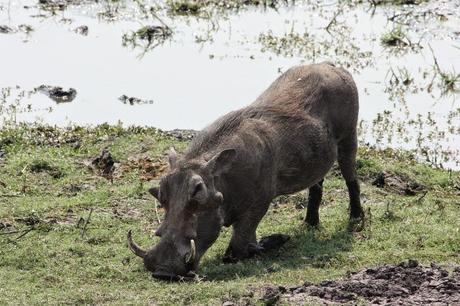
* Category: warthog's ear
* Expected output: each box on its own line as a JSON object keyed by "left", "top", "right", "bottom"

{"left": 148, "top": 186, "right": 160, "bottom": 201}
{"left": 205, "top": 149, "right": 237, "bottom": 176}
{"left": 168, "top": 147, "right": 179, "bottom": 168}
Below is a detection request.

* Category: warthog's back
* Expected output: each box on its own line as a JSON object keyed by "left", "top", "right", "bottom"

{"left": 185, "top": 62, "right": 359, "bottom": 197}
{"left": 253, "top": 62, "right": 359, "bottom": 142}
{"left": 187, "top": 62, "right": 358, "bottom": 160}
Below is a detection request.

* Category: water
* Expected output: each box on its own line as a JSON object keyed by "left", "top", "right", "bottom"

{"left": 0, "top": 0, "right": 459, "bottom": 168}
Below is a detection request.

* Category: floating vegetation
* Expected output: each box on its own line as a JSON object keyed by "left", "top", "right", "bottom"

{"left": 0, "top": 24, "right": 34, "bottom": 34}
{"left": 0, "top": 87, "right": 49, "bottom": 126}
{"left": 166, "top": 0, "right": 288, "bottom": 16}
{"left": 380, "top": 25, "right": 422, "bottom": 53}
{"left": 118, "top": 95, "right": 154, "bottom": 106}
{"left": 258, "top": 29, "right": 373, "bottom": 72}
{"left": 368, "top": 0, "right": 424, "bottom": 5}
{"left": 167, "top": 0, "right": 202, "bottom": 15}
{"left": 359, "top": 109, "right": 460, "bottom": 169}
{"left": 122, "top": 25, "right": 173, "bottom": 55}
{"left": 381, "top": 26, "right": 410, "bottom": 47}
{"left": 428, "top": 45, "right": 460, "bottom": 94}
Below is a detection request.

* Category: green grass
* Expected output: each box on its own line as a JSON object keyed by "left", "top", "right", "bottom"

{"left": 380, "top": 26, "right": 409, "bottom": 47}
{"left": 0, "top": 124, "right": 459, "bottom": 305}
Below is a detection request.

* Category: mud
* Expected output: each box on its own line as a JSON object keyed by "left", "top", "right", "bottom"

{"left": 372, "top": 171, "right": 425, "bottom": 196}
{"left": 260, "top": 260, "right": 460, "bottom": 305}
{"left": 116, "top": 156, "right": 168, "bottom": 181}
{"left": 36, "top": 85, "right": 77, "bottom": 103}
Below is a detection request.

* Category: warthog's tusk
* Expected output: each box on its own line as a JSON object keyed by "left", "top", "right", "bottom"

{"left": 185, "top": 239, "right": 196, "bottom": 264}
{"left": 127, "top": 230, "right": 147, "bottom": 258}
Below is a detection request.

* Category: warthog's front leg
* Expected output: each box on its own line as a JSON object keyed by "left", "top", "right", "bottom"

{"left": 223, "top": 204, "right": 268, "bottom": 263}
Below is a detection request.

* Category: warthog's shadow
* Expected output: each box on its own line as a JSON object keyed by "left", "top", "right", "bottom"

{"left": 202, "top": 225, "right": 355, "bottom": 281}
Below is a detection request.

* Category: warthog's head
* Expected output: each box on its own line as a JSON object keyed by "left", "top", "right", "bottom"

{"left": 128, "top": 147, "right": 236, "bottom": 280}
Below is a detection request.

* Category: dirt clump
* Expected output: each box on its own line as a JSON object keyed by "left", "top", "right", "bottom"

{"left": 116, "top": 156, "right": 168, "bottom": 181}
{"left": 372, "top": 171, "right": 425, "bottom": 195}
{"left": 261, "top": 260, "right": 460, "bottom": 305}
{"left": 91, "top": 148, "right": 115, "bottom": 181}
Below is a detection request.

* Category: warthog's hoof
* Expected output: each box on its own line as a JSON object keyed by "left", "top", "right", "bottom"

{"left": 223, "top": 234, "right": 290, "bottom": 263}
{"left": 348, "top": 212, "right": 366, "bottom": 232}
{"left": 258, "top": 234, "right": 290, "bottom": 251}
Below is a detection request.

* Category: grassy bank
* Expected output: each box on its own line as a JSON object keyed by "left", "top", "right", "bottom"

{"left": 0, "top": 124, "right": 459, "bottom": 305}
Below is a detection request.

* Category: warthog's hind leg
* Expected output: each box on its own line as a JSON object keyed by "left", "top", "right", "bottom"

{"left": 304, "top": 180, "right": 324, "bottom": 227}
{"left": 337, "top": 133, "right": 364, "bottom": 222}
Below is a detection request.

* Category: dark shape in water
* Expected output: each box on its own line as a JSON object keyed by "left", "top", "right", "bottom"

{"left": 74, "top": 25, "right": 88, "bottom": 36}
{"left": 0, "top": 25, "right": 14, "bottom": 34}
{"left": 136, "top": 26, "right": 172, "bottom": 43}
{"left": 18, "top": 24, "right": 34, "bottom": 34}
{"left": 118, "top": 94, "right": 154, "bottom": 105}
{"left": 37, "top": 85, "right": 77, "bottom": 103}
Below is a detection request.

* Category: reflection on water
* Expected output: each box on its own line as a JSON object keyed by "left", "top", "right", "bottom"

{"left": 0, "top": 0, "right": 459, "bottom": 168}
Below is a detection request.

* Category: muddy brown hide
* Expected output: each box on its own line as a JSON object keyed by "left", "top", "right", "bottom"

{"left": 128, "top": 62, "right": 364, "bottom": 279}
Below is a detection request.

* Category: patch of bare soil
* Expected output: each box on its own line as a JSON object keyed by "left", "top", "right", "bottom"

{"left": 260, "top": 260, "right": 460, "bottom": 305}
{"left": 372, "top": 171, "right": 425, "bottom": 196}
{"left": 116, "top": 156, "right": 168, "bottom": 181}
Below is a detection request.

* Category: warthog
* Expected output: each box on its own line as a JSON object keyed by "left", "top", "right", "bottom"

{"left": 128, "top": 62, "right": 364, "bottom": 280}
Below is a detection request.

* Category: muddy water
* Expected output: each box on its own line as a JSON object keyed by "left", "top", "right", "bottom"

{"left": 0, "top": 0, "right": 459, "bottom": 168}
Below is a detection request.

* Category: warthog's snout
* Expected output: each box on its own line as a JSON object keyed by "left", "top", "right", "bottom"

{"left": 127, "top": 230, "right": 197, "bottom": 281}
